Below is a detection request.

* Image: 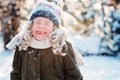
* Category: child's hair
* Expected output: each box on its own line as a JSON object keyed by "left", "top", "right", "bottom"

{"left": 17, "top": 21, "right": 70, "bottom": 56}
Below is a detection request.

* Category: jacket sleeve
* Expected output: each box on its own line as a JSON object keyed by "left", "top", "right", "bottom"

{"left": 63, "top": 42, "right": 83, "bottom": 80}
{"left": 10, "top": 47, "right": 22, "bottom": 80}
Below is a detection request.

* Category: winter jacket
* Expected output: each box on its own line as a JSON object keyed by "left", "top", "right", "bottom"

{"left": 10, "top": 42, "right": 83, "bottom": 80}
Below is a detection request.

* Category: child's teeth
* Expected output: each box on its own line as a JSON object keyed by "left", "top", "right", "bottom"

{"left": 37, "top": 31, "right": 47, "bottom": 34}
{"left": 37, "top": 31, "right": 41, "bottom": 34}
{"left": 44, "top": 32, "right": 47, "bottom": 34}
{"left": 38, "top": 32, "right": 41, "bottom": 34}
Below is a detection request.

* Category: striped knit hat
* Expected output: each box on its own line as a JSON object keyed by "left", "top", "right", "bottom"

{"left": 28, "top": 0, "right": 62, "bottom": 27}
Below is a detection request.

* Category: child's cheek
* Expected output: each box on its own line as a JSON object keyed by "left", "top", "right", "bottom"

{"left": 45, "top": 28, "right": 53, "bottom": 35}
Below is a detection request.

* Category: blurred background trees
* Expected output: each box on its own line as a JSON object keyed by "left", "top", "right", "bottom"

{"left": 0, "top": 0, "right": 120, "bottom": 56}
{"left": 0, "top": 0, "right": 21, "bottom": 49}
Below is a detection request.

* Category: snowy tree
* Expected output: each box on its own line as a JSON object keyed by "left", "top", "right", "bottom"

{"left": 99, "top": 0, "right": 120, "bottom": 56}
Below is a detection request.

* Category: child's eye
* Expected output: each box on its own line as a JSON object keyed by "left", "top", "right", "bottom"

{"left": 34, "top": 21, "right": 41, "bottom": 24}
{"left": 45, "top": 22, "right": 49, "bottom": 25}
{"left": 36, "top": 22, "right": 41, "bottom": 24}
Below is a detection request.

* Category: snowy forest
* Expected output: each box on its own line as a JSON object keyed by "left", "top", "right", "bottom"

{"left": 0, "top": 0, "right": 120, "bottom": 80}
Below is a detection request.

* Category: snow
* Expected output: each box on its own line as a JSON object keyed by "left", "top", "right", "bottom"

{"left": 114, "top": 10, "right": 120, "bottom": 21}
{"left": 112, "top": 21, "right": 120, "bottom": 32}
{"left": 71, "top": 35, "right": 101, "bottom": 55}
{"left": 0, "top": 34, "right": 4, "bottom": 52}
{"left": 80, "top": 56, "right": 120, "bottom": 80}
{"left": 0, "top": 50, "right": 13, "bottom": 80}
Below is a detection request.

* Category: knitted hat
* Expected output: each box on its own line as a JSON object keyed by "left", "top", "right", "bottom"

{"left": 28, "top": 0, "right": 62, "bottom": 27}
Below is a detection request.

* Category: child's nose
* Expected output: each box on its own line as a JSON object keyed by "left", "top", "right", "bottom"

{"left": 38, "top": 25, "right": 47, "bottom": 29}
{"left": 38, "top": 24, "right": 45, "bottom": 28}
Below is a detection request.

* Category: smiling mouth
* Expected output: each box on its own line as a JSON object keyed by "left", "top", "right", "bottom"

{"left": 36, "top": 31, "right": 47, "bottom": 34}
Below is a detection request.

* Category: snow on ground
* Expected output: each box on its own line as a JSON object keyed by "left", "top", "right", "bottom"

{"left": 0, "top": 50, "right": 13, "bottom": 80}
{"left": 80, "top": 56, "right": 120, "bottom": 80}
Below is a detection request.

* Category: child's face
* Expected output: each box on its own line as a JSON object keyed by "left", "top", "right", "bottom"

{"left": 32, "top": 17, "right": 54, "bottom": 41}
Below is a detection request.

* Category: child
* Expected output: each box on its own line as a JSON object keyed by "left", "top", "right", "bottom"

{"left": 6, "top": 0, "right": 85, "bottom": 80}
